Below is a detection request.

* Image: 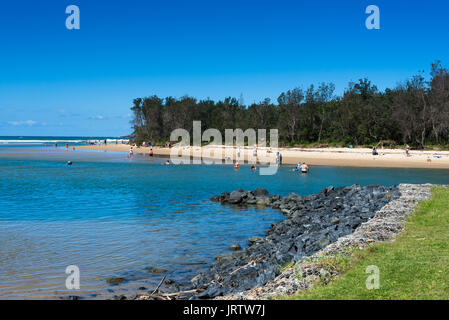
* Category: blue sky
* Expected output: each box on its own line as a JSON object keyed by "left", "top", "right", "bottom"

{"left": 0, "top": 0, "right": 448, "bottom": 136}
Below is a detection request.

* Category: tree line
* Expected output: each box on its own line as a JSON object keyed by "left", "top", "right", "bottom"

{"left": 130, "top": 61, "right": 449, "bottom": 148}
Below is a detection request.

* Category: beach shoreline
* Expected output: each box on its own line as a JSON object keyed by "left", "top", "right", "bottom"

{"left": 74, "top": 144, "right": 449, "bottom": 169}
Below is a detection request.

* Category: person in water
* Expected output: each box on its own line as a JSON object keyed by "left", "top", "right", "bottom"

{"left": 234, "top": 161, "right": 240, "bottom": 170}
{"left": 251, "top": 165, "right": 256, "bottom": 171}
{"left": 129, "top": 147, "right": 133, "bottom": 159}
{"left": 164, "top": 160, "right": 170, "bottom": 165}
{"left": 149, "top": 148, "right": 153, "bottom": 157}
{"left": 300, "top": 162, "right": 309, "bottom": 173}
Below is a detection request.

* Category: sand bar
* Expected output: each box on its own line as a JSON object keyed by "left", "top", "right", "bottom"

{"left": 74, "top": 144, "right": 449, "bottom": 169}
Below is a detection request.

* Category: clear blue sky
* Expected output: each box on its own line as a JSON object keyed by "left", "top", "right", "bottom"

{"left": 1, "top": 0, "right": 448, "bottom": 136}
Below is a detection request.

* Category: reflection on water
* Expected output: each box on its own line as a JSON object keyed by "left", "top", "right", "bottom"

{"left": 1, "top": 146, "right": 449, "bottom": 299}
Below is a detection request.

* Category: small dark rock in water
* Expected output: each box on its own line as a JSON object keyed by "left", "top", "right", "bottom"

{"left": 229, "top": 243, "right": 241, "bottom": 251}
{"left": 253, "top": 188, "right": 269, "bottom": 197}
{"left": 185, "top": 184, "right": 400, "bottom": 299}
{"left": 138, "top": 287, "right": 147, "bottom": 290}
{"left": 145, "top": 267, "right": 167, "bottom": 274}
{"left": 113, "top": 295, "right": 127, "bottom": 300}
{"left": 210, "top": 195, "right": 220, "bottom": 202}
{"left": 106, "top": 277, "right": 125, "bottom": 285}
{"left": 215, "top": 253, "right": 233, "bottom": 265}
{"left": 248, "top": 236, "right": 264, "bottom": 245}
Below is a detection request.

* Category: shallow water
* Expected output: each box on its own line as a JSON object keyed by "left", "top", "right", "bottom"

{"left": 1, "top": 143, "right": 449, "bottom": 299}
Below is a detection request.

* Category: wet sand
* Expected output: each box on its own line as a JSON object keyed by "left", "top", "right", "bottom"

{"left": 74, "top": 144, "right": 449, "bottom": 169}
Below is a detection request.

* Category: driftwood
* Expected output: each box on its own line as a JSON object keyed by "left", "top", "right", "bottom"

{"left": 151, "top": 275, "right": 166, "bottom": 294}
{"left": 229, "top": 257, "right": 263, "bottom": 275}
{"left": 137, "top": 288, "right": 203, "bottom": 300}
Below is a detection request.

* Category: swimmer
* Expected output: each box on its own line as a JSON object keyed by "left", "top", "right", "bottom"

{"left": 251, "top": 165, "right": 256, "bottom": 171}
{"left": 300, "top": 162, "right": 309, "bottom": 173}
{"left": 164, "top": 160, "right": 170, "bottom": 165}
{"left": 234, "top": 161, "right": 240, "bottom": 170}
{"left": 149, "top": 148, "right": 153, "bottom": 157}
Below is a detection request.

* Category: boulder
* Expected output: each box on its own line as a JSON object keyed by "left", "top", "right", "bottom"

{"left": 229, "top": 190, "right": 244, "bottom": 204}
{"left": 253, "top": 188, "right": 269, "bottom": 197}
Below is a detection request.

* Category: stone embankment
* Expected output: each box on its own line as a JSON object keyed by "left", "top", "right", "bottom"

{"left": 137, "top": 184, "right": 431, "bottom": 300}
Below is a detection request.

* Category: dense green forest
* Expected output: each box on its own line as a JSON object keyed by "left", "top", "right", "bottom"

{"left": 130, "top": 61, "right": 449, "bottom": 148}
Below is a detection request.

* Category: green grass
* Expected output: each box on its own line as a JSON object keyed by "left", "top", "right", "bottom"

{"left": 286, "top": 187, "right": 449, "bottom": 300}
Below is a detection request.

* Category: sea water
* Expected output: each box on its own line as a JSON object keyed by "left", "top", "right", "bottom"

{"left": 1, "top": 138, "right": 449, "bottom": 299}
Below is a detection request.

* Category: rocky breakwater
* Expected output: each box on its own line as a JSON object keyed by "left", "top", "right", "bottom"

{"left": 185, "top": 184, "right": 400, "bottom": 299}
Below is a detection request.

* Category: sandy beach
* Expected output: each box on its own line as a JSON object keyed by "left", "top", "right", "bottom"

{"left": 74, "top": 144, "right": 449, "bottom": 169}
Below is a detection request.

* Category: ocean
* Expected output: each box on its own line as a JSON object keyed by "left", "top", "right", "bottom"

{"left": 1, "top": 137, "right": 449, "bottom": 299}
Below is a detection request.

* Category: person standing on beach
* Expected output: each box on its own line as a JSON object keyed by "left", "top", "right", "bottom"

{"left": 276, "top": 152, "right": 281, "bottom": 167}
{"left": 129, "top": 147, "right": 133, "bottom": 159}
{"left": 406, "top": 144, "right": 410, "bottom": 157}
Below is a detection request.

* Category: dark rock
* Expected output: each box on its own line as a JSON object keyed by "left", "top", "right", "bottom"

{"left": 229, "top": 190, "right": 244, "bottom": 204}
{"left": 145, "top": 267, "right": 168, "bottom": 274}
{"left": 215, "top": 253, "right": 233, "bottom": 265}
{"left": 330, "top": 218, "right": 340, "bottom": 225}
{"left": 210, "top": 196, "right": 220, "bottom": 202}
{"left": 248, "top": 236, "right": 264, "bottom": 245}
{"left": 229, "top": 243, "right": 241, "bottom": 251}
{"left": 106, "top": 277, "right": 125, "bottom": 285}
{"left": 253, "top": 188, "right": 269, "bottom": 197}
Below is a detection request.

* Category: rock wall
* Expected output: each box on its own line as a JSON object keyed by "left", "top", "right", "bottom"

{"left": 217, "top": 184, "right": 432, "bottom": 299}
{"left": 186, "top": 184, "right": 401, "bottom": 299}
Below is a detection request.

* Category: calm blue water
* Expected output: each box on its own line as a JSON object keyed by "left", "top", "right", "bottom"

{"left": 1, "top": 139, "right": 449, "bottom": 299}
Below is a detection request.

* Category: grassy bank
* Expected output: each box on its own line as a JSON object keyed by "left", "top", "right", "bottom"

{"left": 286, "top": 187, "right": 449, "bottom": 300}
